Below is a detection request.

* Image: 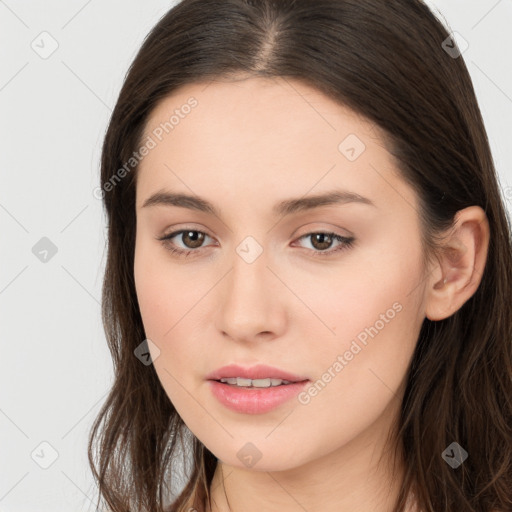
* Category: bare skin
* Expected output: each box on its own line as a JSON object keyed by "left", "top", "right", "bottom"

{"left": 133, "top": 76, "right": 489, "bottom": 512}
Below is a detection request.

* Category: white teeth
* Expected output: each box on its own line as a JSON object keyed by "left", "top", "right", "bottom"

{"left": 219, "top": 377, "right": 292, "bottom": 387}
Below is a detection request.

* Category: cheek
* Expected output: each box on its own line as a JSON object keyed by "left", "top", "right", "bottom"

{"left": 133, "top": 243, "right": 210, "bottom": 386}
{"left": 133, "top": 255, "right": 167, "bottom": 340}
{"left": 134, "top": 241, "right": 181, "bottom": 375}
{"left": 292, "top": 236, "right": 424, "bottom": 344}
{"left": 134, "top": 237, "right": 196, "bottom": 338}
{"left": 294, "top": 239, "right": 425, "bottom": 398}
{"left": 134, "top": 261, "right": 198, "bottom": 411}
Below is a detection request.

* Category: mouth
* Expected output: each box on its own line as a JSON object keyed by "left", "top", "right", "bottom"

{"left": 211, "top": 377, "right": 309, "bottom": 389}
{"left": 206, "top": 363, "right": 309, "bottom": 384}
{"left": 208, "top": 378, "right": 310, "bottom": 414}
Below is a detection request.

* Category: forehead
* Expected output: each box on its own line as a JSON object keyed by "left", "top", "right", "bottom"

{"left": 142, "top": 75, "right": 376, "bottom": 144}
{"left": 136, "top": 76, "right": 414, "bottom": 216}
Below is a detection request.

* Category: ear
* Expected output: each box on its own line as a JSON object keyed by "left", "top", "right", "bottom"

{"left": 424, "top": 206, "right": 490, "bottom": 321}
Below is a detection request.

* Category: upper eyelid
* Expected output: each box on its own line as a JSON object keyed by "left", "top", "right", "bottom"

{"left": 161, "top": 220, "right": 353, "bottom": 238}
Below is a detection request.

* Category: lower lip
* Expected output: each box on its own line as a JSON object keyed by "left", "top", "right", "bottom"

{"left": 207, "top": 380, "right": 309, "bottom": 414}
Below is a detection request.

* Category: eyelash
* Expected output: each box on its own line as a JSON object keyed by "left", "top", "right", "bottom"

{"left": 157, "top": 228, "right": 355, "bottom": 259}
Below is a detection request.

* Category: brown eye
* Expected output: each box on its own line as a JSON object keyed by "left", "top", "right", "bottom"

{"left": 294, "top": 231, "right": 355, "bottom": 258}
{"left": 158, "top": 229, "right": 354, "bottom": 259}
{"left": 309, "top": 233, "right": 335, "bottom": 251}
{"left": 158, "top": 229, "right": 213, "bottom": 258}
{"left": 179, "top": 230, "right": 205, "bottom": 249}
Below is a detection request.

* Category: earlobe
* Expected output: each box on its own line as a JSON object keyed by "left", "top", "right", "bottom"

{"left": 425, "top": 206, "right": 490, "bottom": 322}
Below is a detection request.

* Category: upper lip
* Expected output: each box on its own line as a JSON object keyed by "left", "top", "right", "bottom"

{"left": 206, "top": 364, "right": 309, "bottom": 382}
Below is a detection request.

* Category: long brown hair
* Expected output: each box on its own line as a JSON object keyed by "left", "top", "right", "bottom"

{"left": 88, "top": 1, "right": 512, "bottom": 511}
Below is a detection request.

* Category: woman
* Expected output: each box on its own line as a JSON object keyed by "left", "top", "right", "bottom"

{"left": 88, "top": 1, "right": 512, "bottom": 511}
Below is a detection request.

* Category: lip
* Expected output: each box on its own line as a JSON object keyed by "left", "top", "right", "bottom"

{"left": 205, "top": 364, "right": 309, "bottom": 383}
{"left": 208, "top": 380, "right": 310, "bottom": 414}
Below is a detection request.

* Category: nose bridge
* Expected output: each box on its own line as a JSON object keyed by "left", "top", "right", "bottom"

{"left": 228, "top": 235, "right": 273, "bottom": 304}
{"left": 215, "top": 233, "right": 286, "bottom": 339}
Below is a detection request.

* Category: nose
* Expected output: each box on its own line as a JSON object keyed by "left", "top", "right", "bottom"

{"left": 214, "top": 248, "right": 288, "bottom": 344}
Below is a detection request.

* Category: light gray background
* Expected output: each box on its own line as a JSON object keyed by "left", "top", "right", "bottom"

{"left": 1, "top": 1, "right": 511, "bottom": 510}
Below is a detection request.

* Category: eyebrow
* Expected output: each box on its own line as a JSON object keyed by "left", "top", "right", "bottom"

{"left": 141, "top": 189, "right": 375, "bottom": 217}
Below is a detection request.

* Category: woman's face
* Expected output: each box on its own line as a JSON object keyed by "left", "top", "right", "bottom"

{"left": 133, "top": 76, "right": 429, "bottom": 471}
